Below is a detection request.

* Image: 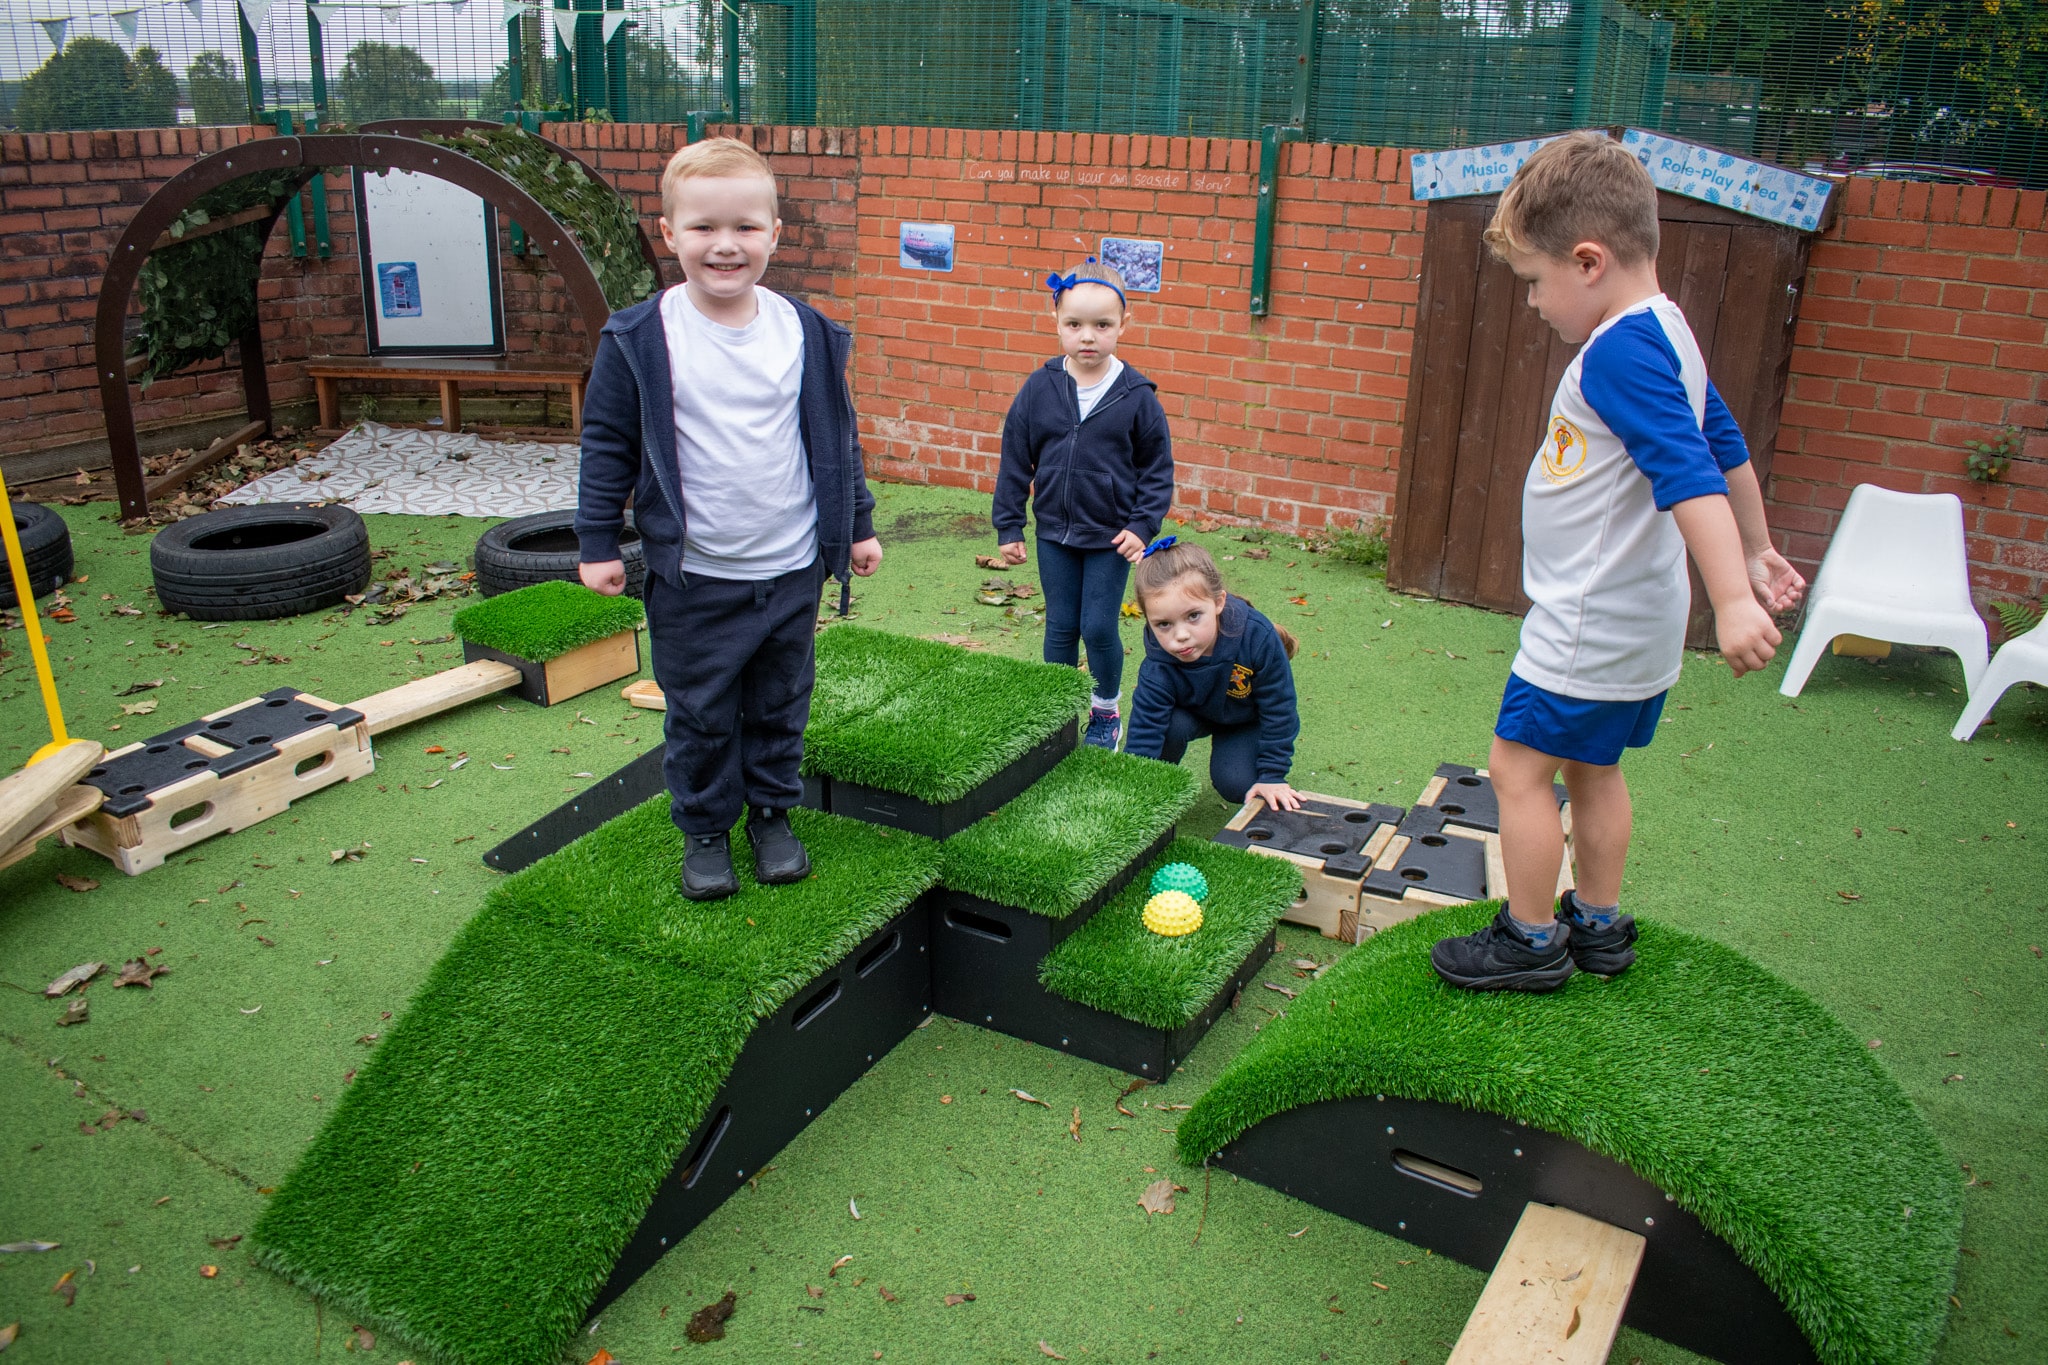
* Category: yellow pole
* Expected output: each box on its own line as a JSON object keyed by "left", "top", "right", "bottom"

{"left": 0, "top": 468, "right": 72, "bottom": 765}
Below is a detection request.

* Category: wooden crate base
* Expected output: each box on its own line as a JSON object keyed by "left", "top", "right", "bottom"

{"left": 462, "top": 629, "right": 640, "bottom": 707}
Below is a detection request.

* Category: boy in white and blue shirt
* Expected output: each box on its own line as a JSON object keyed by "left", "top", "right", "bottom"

{"left": 1432, "top": 132, "right": 1807, "bottom": 992}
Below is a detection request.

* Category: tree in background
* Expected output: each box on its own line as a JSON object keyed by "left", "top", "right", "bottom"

{"left": 334, "top": 41, "right": 445, "bottom": 121}
{"left": 13, "top": 36, "right": 178, "bottom": 130}
{"left": 186, "top": 49, "right": 248, "bottom": 125}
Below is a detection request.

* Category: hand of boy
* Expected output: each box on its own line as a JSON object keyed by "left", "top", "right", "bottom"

{"left": 1716, "top": 596, "right": 1782, "bottom": 679}
{"left": 851, "top": 537, "right": 884, "bottom": 577}
{"left": 1112, "top": 530, "right": 1146, "bottom": 563}
{"left": 1248, "top": 781, "right": 1304, "bottom": 813}
{"left": 1747, "top": 547, "right": 1807, "bottom": 615}
{"left": 579, "top": 560, "right": 626, "bottom": 596}
{"left": 999, "top": 541, "right": 1028, "bottom": 566}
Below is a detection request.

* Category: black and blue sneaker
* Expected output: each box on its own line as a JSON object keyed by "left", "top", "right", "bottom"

{"left": 1084, "top": 706, "right": 1121, "bottom": 750}
{"left": 1430, "top": 906, "right": 1576, "bottom": 993}
{"left": 1557, "top": 889, "right": 1637, "bottom": 976}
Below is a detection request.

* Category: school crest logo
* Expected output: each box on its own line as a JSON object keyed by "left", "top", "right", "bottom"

{"left": 1227, "top": 664, "right": 1254, "bottom": 699}
{"left": 1541, "top": 416, "right": 1589, "bottom": 484}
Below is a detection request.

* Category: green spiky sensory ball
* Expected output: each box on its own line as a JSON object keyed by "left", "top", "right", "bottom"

{"left": 1149, "top": 862, "right": 1209, "bottom": 903}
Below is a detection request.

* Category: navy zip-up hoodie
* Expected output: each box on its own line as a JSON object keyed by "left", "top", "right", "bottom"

{"left": 1124, "top": 595, "right": 1299, "bottom": 783}
{"left": 992, "top": 357, "right": 1174, "bottom": 550}
{"left": 574, "top": 289, "right": 876, "bottom": 601}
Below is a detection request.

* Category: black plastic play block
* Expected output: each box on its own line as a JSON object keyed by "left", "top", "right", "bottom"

{"left": 1211, "top": 1095, "right": 1816, "bottom": 1365}
{"left": 1211, "top": 796, "right": 1405, "bottom": 879}
{"left": 1362, "top": 805, "right": 1489, "bottom": 903}
{"left": 84, "top": 688, "right": 365, "bottom": 818}
{"left": 1418, "top": 763, "right": 1500, "bottom": 832}
{"left": 483, "top": 746, "right": 829, "bottom": 875}
{"left": 828, "top": 716, "right": 1077, "bottom": 841}
{"left": 589, "top": 901, "right": 933, "bottom": 1317}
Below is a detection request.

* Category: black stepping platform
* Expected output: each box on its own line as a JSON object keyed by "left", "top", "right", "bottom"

{"left": 1211, "top": 796, "right": 1405, "bottom": 876}
{"left": 1364, "top": 805, "right": 1489, "bottom": 903}
{"left": 828, "top": 717, "right": 1077, "bottom": 840}
{"left": 589, "top": 902, "right": 933, "bottom": 1317}
{"left": 1210, "top": 1094, "right": 1816, "bottom": 1365}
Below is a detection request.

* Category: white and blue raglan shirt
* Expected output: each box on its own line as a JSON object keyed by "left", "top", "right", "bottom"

{"left": 1512, "top": 294, "right": 1752, "bottom": 702}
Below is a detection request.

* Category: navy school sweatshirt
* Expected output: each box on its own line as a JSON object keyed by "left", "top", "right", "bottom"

{"left": 1124, "top": 594, "right": 1299, "bottom": 783}
{"left": 991, "top": 356, "right": 1175, "bottom": 550}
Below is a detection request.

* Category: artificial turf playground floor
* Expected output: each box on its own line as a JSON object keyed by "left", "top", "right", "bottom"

{"left": 1, "top": 482, "right": 2044, "bottom": 1363}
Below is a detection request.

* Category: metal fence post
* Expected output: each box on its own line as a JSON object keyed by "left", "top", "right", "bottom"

{"left": 506, "top": 5, "right": 525, "bottom": 108}
{"left": 1018, "top": 0, "right": 1047, "bottom": 130}
{"left": 722, "top": 1, "right": 741, "bottom": 120}
{"left": 267, "top": 110, "right": 310, "bottom": 258}
{"left": 1291, "top": 0, "right": 1319, "bottom": 137}
{"left": 554, "top": 0, "right": 577, "bottom": 109}
{"left": 789, "top": 0, "right": 817, "bottom": 125}
{"left": 1570, "top": 0, "right": 1602, "bottom": 127}
{"left": 1249, "top": 122, "right": 1302, "bottom": 316}
{"left": 605, "top": 0, "right": 629, "bottom": 120}
{"left": 237, "top": 2, "right": 266, "bottom": 123}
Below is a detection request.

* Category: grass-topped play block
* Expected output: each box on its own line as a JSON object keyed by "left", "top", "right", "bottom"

{"left": 453, "top": 578, "right": 644, "bottom": 707}
{"left": 253, "top": 804, "right": 940, "bottom": 1365}
{"left": 1176, "top": 903, "right": 1962, "bottom": 1365}
{"left": 805, "top": 626, "right": 1090, "bottom": 837}
{"left": 939, "top": 836, "right": 1303, "bottom": 1077}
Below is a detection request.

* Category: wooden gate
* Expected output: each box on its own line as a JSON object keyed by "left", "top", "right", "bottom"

{"left": 1387, "top": 191, "right": 1819, "bottom": 645}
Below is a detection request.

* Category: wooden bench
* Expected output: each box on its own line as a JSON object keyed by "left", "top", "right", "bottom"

{"left": 307, "top": 355, "right": 589, "bottom": 433}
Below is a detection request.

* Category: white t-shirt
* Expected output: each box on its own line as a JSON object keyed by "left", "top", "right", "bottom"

{"left": 1071, "top": 356, "right": 1125, "bottom": 422}
{"left": 1513, "top": 294, "right": 1748, "bottom": 701}
{"left": 659, "top": 284, "right": 817, "bottom": 581}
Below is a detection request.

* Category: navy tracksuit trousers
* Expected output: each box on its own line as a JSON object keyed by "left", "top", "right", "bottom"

{"left": 644, "top": 559, "right": 823, "bottom": 836}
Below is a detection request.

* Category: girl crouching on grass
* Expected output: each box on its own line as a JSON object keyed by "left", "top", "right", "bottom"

{"left": 1123, "top": 538, "right": 1303, "bottom": 812}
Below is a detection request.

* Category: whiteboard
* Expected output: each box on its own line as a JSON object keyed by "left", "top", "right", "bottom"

{"left": 353, "top": 168, "right": 505, "bottom": 354}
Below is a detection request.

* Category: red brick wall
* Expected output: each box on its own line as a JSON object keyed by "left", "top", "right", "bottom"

{"left": 1772, "top": 176, "right": 2048, "bottom": 602}
{"left": 6, "top": 121, "right": 2044, "bottom": 609}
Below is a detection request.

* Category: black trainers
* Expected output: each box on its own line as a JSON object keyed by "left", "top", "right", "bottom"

{"left": 747, "top": 808, "right": 811, "bottom": 884}
{"left": 1430, "top": 906, "right": 1576, "bottom": 993}
{"left": 1557, "top": 889, "right": 1638, "bottom": 976}
{"left": 680, "top": 831, "right": 740, "bottom": 901}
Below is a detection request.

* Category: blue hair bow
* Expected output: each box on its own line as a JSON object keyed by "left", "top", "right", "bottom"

{"left": 1142, "top": 535, "right": 1177, "bottom": 558}
{"left": 1044, "top": 261, "right": 1127, "bottom": 307}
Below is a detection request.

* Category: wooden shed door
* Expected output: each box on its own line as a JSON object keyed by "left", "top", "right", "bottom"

{"left": 1386, "top": 191, "right": 1814, "bottom": 646}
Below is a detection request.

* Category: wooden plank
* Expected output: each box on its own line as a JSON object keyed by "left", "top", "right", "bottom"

{"left": 351, "top": 660, "right": 521, "bottom": 736}
{"left": 305, "top": 356, "right": 589, "bottom": 383}
{"left": 539, "top": 630, "right": 639, "bottom": 706}
{"left": 144, "top": 419, "right": 267, "bottom": 500}
{"left": 622, "top": 678, "right": 666, "bottom": 711}
{"left": 0, "top": 739, "right": 103, "bottom": 857}
{"left": 1438, "top": 239, "right": 1522, "bottom": 604}
{"left": 0, "top": 783, "right": 104, "bottom": 872}
{"left": 1472, "top": 281, "right": 1562, "bottom": 613}
{"left": 1445, "top": 1202, "right": 1645, "bottom": 1365}
{"left": 151, "top": 202, "right": 272, "bottom": 251}
{"left": 1673, "top": 223, "right": 1732, "bottom": 359}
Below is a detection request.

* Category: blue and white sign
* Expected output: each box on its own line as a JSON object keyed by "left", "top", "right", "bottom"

{"left": 1409, "top": 129, "right": 1833, "bottom": 232}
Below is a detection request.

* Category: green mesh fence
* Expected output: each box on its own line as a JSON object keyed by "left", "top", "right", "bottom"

{"left": 4, "top": 1, "right": 2044, "bottom": 187}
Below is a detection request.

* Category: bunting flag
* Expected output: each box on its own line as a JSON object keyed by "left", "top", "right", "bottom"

{"left": 237, "top": 0, "right": 271, "bottom": 29}
{"left": 449, "top": 0, "right": 465, "bottom": 13}
{"left": 37, "top": 17, "right": 67, "bottom": 47}
{"left": 500, "top": 0, "right": 526, "bottom": 18}
{"left": 112, "top": 8, "right": 139, "bottom": 40}
{"left": 600, "top": 10, "right": 624, "bottom": 42}
{"left": 548, "top": 3, "right": 576, "bottom": 50}
{"left": 184, "top": 0, "right": 205, "bottom": 23}
{"left": 309, "top": 2, "right": 339, "bottom": 23}
{"left": 381, "top": 3, "right": 401, "bottom": 20}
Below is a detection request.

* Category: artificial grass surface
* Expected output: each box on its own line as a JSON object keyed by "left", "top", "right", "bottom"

{"left": 1177, "top": 902, "right": 1963, "bottom": 1365}
{"left": 252, "top": 804, "right": 938, "bottom": 1365}
{"left": 804, "top": 625, "right": 1090, "bottom": 803}
{"left": 4, "top": 484, "right": 2044, "bottom": 1365}
{"left": 1040, "top": 838, "right": 1305, "bottom": 1030}
{"left": 450, "top": 579, "right": 644, "bottom": 661}
{"left": 939, "top": 745, "right": 1198, "bottom": 917}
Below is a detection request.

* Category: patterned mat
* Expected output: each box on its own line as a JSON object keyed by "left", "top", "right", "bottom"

{"left": 218, "top": 422, "right": 578, "bottom": 517}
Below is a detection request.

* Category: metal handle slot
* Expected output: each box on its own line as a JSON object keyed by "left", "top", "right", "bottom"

{"left": 855, "top": 930, "right": 902, "bottom": 978}
{"left": 1392, "top": 1148, "right": 1483, "bottom": 1197}
{"left": 677, "top": 1106, "right": 731, "bottom": 1190}
{"left": 943, "top": 906, "right": 1013, "bottom": 942}
{"left": 792, "top": 978, "right": 843, "bottom": 1030}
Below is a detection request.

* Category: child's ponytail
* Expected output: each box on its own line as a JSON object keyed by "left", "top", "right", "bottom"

{"left": 1272, "top": 622, "right": 1299, "bottom": 659}
{"left": 1132, "top": 537, "right": 1299, "bottom": 658}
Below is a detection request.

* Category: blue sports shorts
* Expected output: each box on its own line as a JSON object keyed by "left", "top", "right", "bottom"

{"left": 1494, "top": 673, "right": 1666, "bottom": 768}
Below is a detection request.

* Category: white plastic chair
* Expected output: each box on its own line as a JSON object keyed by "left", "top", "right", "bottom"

{"left": 1778, "top": 486, "right": 1988, "bottom": 698}
{"left": 1951, "top": 618, "right": 2048, "bottom": 740}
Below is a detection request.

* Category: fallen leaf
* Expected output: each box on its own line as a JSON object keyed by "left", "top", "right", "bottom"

{"left": 928, "top": 633, "right": 989, "bottom": 650}
{"left": 877, "top": 1286, "right": 897, "bottom": 1303}
{"left": 1069, "top": 1106, "right": 1082, "bottom": 1142}
{"left": 351, "top": 1326, "right": 376, "bottom": 1351}
{"left": 974, "top": 554, "right": 1006, "bottom": 569}
{"left": 1009, "top": 1089, "right": 1051, "bottom": 1107}
{"left": 51, "top": 1271, "right": 75, "bottom": 1306}
{"left": 1288, "top": 595, "right": 1309, "bottom": 606}
{"left": 939, "top": 1095, "right": 953, "bottom": 1104}
{"left": 943, "top": 1293, "right": 975, "bottom": 1307}
{"left": 1038, "top": 1342, "right": 1068, "bottom": 1360}
{"left": 806, "top": 1284, "right": 824, "bottom": 1299}
{"left": 53, "top": 875, "right": 99, "bottom": 893}
{"left": 0, "top": 1242, "right": 58, "bottom": 1254}
{"left": 1371, "top": 1281, "right": 1390, "bottom": 1291}
{"left": 239, "top": 1006, "right": 261, "bottom": 1015}
{"left": 849, "top": 1198, "right": 861, "bottom": 1220}
{"left": 829, "top": 1255, "right": 853, "bottom": 1278}
{"left": 1138, "top": 1179, "right": 1182, "bottom": 1215}
{"left": 1115, "top": 1077, "right": 1149, "bottom": 1117}
{"left": 115, "top": 680, "right": 164, "bottom": 696}
{"left": 686, "top": 1291, "right": 737, "bottom": 1342}
{"left": 199, "top": 1265, "right": 217, "bottom": 1278}
{"left": 44, "top": 963, "right": 104, "bottom": 997}
{"left": 1868, "top": 1038, "right": 1882, "bottom": 1049}
{"left": 1566, "top": 1305, "right": 1582, "bottom": 1339}
{"left": 206, "top": 1235, "right": 242, "bottom": 1250}
{"left": 56, "top": 999, "right": 88, "bottom": 1027}
{"left": 114, "top": 958, "right": 168, "bottom": 989}
{"left": 118, "top": 698, "right": 158, "bottom": 716}
{"left": 1263, "top": 982, "right": 1298, "bottom": 1000}
{"left": 0, "top": 1321, "right": 16, "bottom": 1349}
{"left": 1241, "top": 546, "right": 1271, "bottom": 560}
{"left": 1836, "top": 890, "right": 1862, "bottom": 902}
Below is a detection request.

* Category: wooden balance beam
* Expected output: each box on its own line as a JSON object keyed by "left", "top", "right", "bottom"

{"left": 1448, "top": 1203, "right": 1646, "bottom": 1365}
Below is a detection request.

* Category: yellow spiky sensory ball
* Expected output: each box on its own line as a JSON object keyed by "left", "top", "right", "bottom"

{"left": 1142, "top": 890, "right": 1204, "bottom": 937}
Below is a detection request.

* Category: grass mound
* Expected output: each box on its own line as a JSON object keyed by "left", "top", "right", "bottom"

{"left": 940, "top": 746, "right": 1198, "bottom": 917}
{"left": 452, "top": 579, "right": 645, "bottom": 661}
{"left": 1175, "top": 904, "right": 1962, "bottom": 1365}
{"left": 253, "top": 805, "right": 939, "bottom": 1365}
{"left": 1039, "top": 838, "right": 1303, "bottom": 1030}
{"left": 804, "top": 626, "right": 1089, "bottom": 804}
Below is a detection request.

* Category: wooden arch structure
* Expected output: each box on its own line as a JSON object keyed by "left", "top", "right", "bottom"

{"left": 93, "top": 127, "right": 656, "bottom": 521}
